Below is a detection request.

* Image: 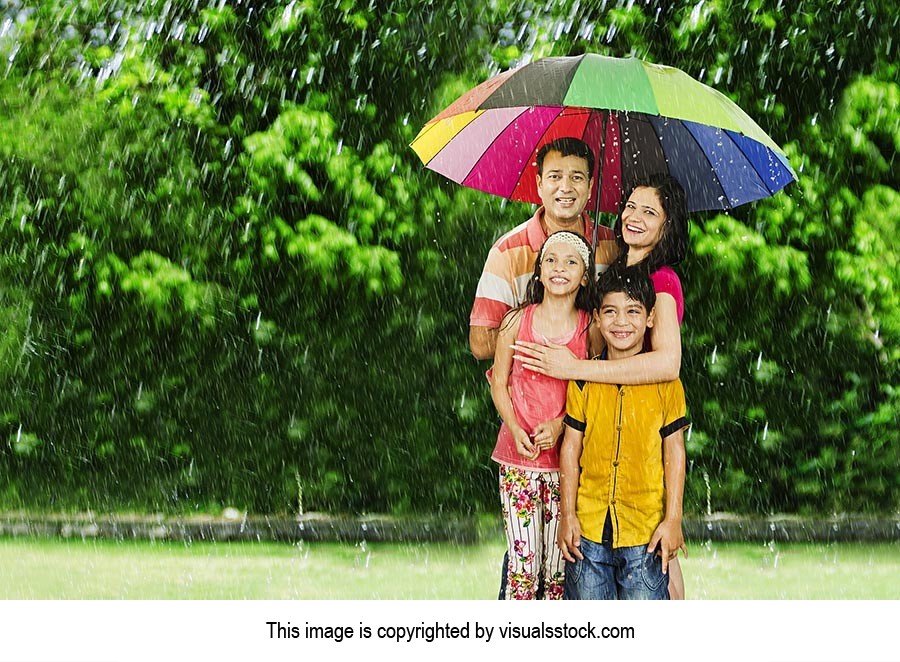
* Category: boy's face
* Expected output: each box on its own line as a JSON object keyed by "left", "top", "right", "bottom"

{"left": 596, "top": 291, "right": 654, "bottom": 359}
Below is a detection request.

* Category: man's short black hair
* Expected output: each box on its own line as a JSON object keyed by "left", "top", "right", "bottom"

{"left": 597, "top": 263, "right": 656, "bottom": 313}
{"left": 536, "top": 137, "right": 595, "bottom": 179}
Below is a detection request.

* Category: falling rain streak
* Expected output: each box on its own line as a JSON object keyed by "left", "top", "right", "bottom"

{"left": 0, "top": 0, "right": 893, "bottom": 555}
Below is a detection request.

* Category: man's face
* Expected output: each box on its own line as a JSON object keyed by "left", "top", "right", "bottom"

{"left": 536, "top": 151, "right": 592, "bottom": 227}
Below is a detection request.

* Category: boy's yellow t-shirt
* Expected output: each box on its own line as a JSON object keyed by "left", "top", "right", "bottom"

{"left": 564, "top": 371, "right": 689, "bottom": 548}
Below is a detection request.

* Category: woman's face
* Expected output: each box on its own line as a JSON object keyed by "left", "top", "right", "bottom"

{"left": 620, "top": 186, "right": 667, "bottom": 257}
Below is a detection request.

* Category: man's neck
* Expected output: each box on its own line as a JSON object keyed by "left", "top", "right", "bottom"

{"left": 540, "top": 209, "right": 585, "bottom": 237}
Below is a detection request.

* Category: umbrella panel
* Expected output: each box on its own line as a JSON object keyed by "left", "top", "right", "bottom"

{"left": 413, "top": 105, "right": 794, "bottom": 213}
{"left": 412, "top": 54, "right": 796, "bottom": 214}
{"left": 461, "top": 106, "right": 563, "bottom": 199}
{"left": 426, "top": 107, "right": 524, "bottom": 186}
{"left": 478, "top": 56, "right": 583, "bottom": 111}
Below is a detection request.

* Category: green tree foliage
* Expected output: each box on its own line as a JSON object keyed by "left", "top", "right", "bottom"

{"left": 0, "top": 0, "right": 896, "bottom": 515}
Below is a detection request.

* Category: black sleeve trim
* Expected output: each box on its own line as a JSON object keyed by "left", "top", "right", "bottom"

{"left": 564, "top": 415, "right": 586, "bottom": 432}
{"left": 660, "top": 417, "right": 689, "bottom": 439}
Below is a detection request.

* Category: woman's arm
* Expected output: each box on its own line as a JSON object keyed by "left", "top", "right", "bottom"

{"left": 513, "top": 292, "right": 681, "bottom": 384}
{"left": 489, "top": 310, "right": 537, "bottom": 460}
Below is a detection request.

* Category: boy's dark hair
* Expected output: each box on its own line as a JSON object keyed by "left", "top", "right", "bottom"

{"left": 613, "top": 174, "right": 689, "bottom": 272}
{"left": 597, "top": 263, "right": 657, "bottom": 313}
{"left": 536, "top": 137, "right": 596, "bottom": 180}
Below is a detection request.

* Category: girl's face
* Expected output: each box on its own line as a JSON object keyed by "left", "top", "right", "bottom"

{"left": 538, "top": 243, "right": 588, "bottom": 296}
{"left": 621, "top": 186, "right": 667, "bottom": 257}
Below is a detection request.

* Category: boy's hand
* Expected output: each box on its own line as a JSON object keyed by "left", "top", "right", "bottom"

{"left": 532, "top": 417, "right": 563, "bottom": 451}
{"left": 557, "top": 514, "right": 584, "bottom": 563}
{"left": 647, "top": 518, "right": 687, "bottom": 574}
{"left": 513, "top": 428, "right": 538, "bottom": 461}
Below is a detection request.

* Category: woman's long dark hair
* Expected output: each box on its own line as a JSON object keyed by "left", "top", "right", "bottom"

{"left": 612, "top": 174, "right": 689, "bottom": 273}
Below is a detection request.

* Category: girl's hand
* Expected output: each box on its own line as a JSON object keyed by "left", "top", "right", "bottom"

{"left": 513, "top": 428, "right": 538, "bottom": 461}
{"left": 512, "top": 341, "right": 579, "bottom": 380}
{"left": 532, "top": 417, "right": 563, "bottom": 451}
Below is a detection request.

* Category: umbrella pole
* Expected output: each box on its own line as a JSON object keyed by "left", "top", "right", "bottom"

{"left": 591, "top": 188, "right": 601, "bottom": 261}
{"left": 590, "top": 153, "right": 603, "bottom": 271}
{"left": 591, "top": 118, "right": 605, "bottom": 271}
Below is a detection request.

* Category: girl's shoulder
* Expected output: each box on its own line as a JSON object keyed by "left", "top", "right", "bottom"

{"left": 498, "top": 304, "right": 532, "bottom": 337}
{"left": 504, "top": 303, "right": 538, "bottom": 322}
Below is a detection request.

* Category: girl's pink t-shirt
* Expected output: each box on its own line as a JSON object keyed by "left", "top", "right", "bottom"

{"left": 491, "top": 304, "right": 591, "bottom": 472}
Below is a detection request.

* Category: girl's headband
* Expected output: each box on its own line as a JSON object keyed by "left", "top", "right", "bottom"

{"left": 542, "top": 231, "right": 591, "bottom": 268}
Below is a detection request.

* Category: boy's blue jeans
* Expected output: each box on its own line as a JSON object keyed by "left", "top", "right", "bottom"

{"left": 564, "top": 537, "right": 669, "bottom": 600}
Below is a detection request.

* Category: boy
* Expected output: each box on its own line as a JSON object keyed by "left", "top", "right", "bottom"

{"left": 557, "top": 265, "right": 689, "bottom": 599}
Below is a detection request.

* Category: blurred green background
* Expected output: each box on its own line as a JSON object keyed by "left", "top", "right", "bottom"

{"left": 0, "top": 1, "right": 896, "bottom": 518}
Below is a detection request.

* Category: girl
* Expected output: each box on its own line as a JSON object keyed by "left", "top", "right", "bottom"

{"left": 490, "top": 230, "right": 598, "bottom": 600}
{"left": 514, "top": 174, "right": 691, "bottom": 598}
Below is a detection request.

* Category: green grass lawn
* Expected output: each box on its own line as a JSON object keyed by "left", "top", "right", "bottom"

{"left": 0, "top": 537, "right": 896, "bottom": 599}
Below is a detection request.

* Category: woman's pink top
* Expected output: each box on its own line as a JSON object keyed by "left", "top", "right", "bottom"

{"left": 491, "top": 304, "right": 590, "bottom": 472}
{"left": 651, "top": 266, "right": 684, "bottom": 324}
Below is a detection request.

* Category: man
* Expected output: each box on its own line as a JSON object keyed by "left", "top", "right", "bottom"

{"left": 469, "top": 137, "right": 617, "bottom": 598}
{"left": 469, "top": 137, "right": 617, "bottom": 358}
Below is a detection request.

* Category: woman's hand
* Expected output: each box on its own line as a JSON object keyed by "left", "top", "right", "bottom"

{"left": 512, "top": 341, "right": 579, "bottom": 380}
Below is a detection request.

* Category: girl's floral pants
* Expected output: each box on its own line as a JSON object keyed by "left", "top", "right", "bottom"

{"left": 498, "top": 464, "right": 564, "bottom": 600}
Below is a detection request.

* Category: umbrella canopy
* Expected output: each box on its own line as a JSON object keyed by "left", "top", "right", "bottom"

{"left": 411, "top": 54, "right": 796, "bottom": 213}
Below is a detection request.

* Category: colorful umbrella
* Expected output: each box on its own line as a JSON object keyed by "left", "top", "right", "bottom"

{"left": 411, "top": 54, "right": 796, "bottom": 214}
